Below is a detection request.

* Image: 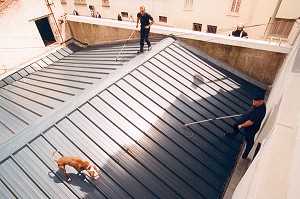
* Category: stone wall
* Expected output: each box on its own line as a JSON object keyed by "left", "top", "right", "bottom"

{"left": 68, "top": 21, "right": 141, "bottom": 44}
{"left": 182, "top": 39, "right": 286, "bottom": 85}
{"left": 67, "top": 21, "right": 286, "bottom": 86}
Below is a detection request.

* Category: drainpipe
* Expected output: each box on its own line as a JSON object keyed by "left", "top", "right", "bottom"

{"left": 264, "top": 0, "right": 282, "bottom": 40}
{"left": 45, "top": 0, "right": 63, "bottom": 43}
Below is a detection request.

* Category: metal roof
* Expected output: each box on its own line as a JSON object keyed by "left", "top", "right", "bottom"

{"left": 0, "top": 37, "right": 264, "bottom": 199}
{"left": 0, "top": 40, "right": 160, "bottom": 144}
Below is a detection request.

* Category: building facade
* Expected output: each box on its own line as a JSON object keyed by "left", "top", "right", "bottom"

{"left": 1, "top": 0, "right": 299, "bottom": 71}
{"left": 62, "top": 0, "right": 300, "bottom": 43}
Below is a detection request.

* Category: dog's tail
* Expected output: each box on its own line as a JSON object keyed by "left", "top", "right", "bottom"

{"left": 52, "top": 150, "right": 59, "bottom": 163}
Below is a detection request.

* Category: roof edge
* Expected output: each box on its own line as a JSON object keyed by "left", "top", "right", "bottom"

{"left": 0, "top": 37, "right": 176, "bottom": 162}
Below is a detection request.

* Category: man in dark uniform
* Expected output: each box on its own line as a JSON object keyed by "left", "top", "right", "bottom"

{"left": 230, "top": 22, "right": 248, "bottom": 38}
{"left": 225, "top": 93, "right": 266, "bottom": 159}
{"left": 136, "top": 6, "right": 154, "bottom": 53}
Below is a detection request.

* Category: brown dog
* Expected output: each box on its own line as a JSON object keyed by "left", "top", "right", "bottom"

{"left": 52, "top": 150, "right": 99, "bottom": 182}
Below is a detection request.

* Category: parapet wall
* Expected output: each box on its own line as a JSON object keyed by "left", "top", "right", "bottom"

{"left": 181, "top": 39, "right": 286, "bottom": 86}
{"left": 67, "top": 16, "right": 291, "bottom": 87}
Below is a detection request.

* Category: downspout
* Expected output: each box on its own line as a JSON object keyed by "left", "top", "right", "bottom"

{"left": 45, "top": 0, "right": 63, "bottom": 43}
{"left": 264, "top": 0, "right": 282, "bottom": 40}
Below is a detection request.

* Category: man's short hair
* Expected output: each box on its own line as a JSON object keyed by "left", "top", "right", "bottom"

{"left": 237, "top": 22, "right": 244, "bottom": 28}
{"left": 253, "top": 93, "right": 265, "bottom": 101}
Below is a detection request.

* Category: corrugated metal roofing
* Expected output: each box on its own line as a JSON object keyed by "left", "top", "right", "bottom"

{"left": 0, "top": 39, "right": 161, "bottom": 143}
{"left": 0, "top": 37, "right": 264, "bottom": 199}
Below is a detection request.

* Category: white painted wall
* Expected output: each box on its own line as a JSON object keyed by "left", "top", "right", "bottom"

{"left": 1, "top": 0, "right": 299, "bottom": 71}
{"left": 0, "top": 0, "right": 65, "bottom": 71}
{"left": 62, "top": 0, "right": 300, "bottom": 43}
{"left": 232, "top": 32, "right": 300, "bottom": 199}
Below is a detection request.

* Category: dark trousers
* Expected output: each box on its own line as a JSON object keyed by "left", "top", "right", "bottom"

{"left": 140, "top": 28, "right": 150, "bottom": 50}
{"left": 232, "top": 118, "right": 258, "bottom": 158}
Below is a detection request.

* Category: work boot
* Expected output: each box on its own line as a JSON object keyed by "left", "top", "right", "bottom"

{"left": 137, "top": 47, "right": 144, "bottom": 54}
{"left": 242, "top": 152, "right": 248, "bottom": 159}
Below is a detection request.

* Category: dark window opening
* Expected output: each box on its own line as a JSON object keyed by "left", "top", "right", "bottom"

{"left": 231, "top": 0, "right": 241, "bottom": 13}
{"left": 193, "top": 23, "right": 202, "bottom": 31}
{"left": 207, "top": 25, "right": 217, "bottom": 34}
{"left": 159, "top": 16, "right": 167, "bottom": 23}
{"left": 35, "top": 17, "right": 56, "bottom": 46}
{"left": 102, "top": 0, "right": 109, "bottom": 7}
{"left": 121, "top": 12, "right": 128, "bottom": 18}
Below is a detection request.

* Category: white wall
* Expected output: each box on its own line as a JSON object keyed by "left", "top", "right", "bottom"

{"left": 0, "top": 0, "right": 65, "bottom": 71}
{"left": 62, "top": 0, "right": 300, "bottom": 43}
{"left": 232, "top": 32, "right": 300, "bottom": 199}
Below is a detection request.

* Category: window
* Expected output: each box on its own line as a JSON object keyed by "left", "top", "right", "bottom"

{"left": 60, "top": 0, "right": 67, "bottom": 4}
{"left": 269, "top": 18, "right": 296, "bottom": 38}
{"left": 207, "top": 25, "right": 217, "bottom": 34}
{"left": 159, "top": 16, "right": 167, "bottom": 23}
{"left": 121, "top": 12, "right": 128, "bottom": 18}
{"left": 230, "top": 0, "right": 241, "bottom": 13}
{"left": 193, "top": 23, "right": 202, "bottom": 31}
{"left": 102, "top": 0, "right": 109, "bottom": 7}
{"left": 74, "top": 0, "right": 86, "bottom": 5}
{"left": 184, "top": 0, "right": 193, "bottom": 10}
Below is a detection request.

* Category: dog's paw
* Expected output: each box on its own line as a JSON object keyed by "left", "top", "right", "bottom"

{"left": 67, "top": 178, "right": 72, "bottom": 182}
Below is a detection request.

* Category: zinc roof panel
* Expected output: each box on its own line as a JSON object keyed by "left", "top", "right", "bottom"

{"left": 0, "top": 80, "right": 7, "bottom": 87}
{"left": 41, "top": 57, "right": 54, "bottom": 65}
{"left": 23, "top": 77, "right": 80, "bottom": 96}
{"left": 0, "top": 94, "right": 40, "bottom": 123}
{"left": 52, "top": 61, "right": 121, "bottom": 69}
{"left": 12, "top": 81, "right": 70, "bottom": 102}
{"left": 35, "top": 70, "right": 99, "bottom": 84}
{"left": 29, "top": 136, "right": 88, "bottom": 198}
{"left": 79, "top": 99, "right": 180, "bottom": 199}
{"left": 105, "top": 80, "right": 229, "bottom": 178}
{"left": 10, "top": 73, "right": 22, "bottom": 81}
{"left": 0, "top": 122, "right": 14, "bottom": 143}
{"left": 47, "top": 54, "right": 59, "bottom": 62}
{"left": 98, "top": 90, "right": 221, "bottom": 198}
{"left": 0, "top": 106, "right": 27, "bottom": 134}
{"left": 44, "top": 66, "right": 112, "bottom": 77}
{"left": 0, "top": 158, "right": 48, "bottom": 199}
{"left": 57, "top": 49, "right": 71, "bottom": 57}
{"left": 28, "top": 74, "right": 89, "bottom": 90}
{"left": 63, "top": 43, "right": 81, "bottom": 53}
{"left": 3, "top": 85, "right": 64, "bottom": 107}
{"left": 0, "top": 37, "right": 265, "bottom": 198}
{"left": 163, "top": 46, "right": 250, "bottom": 110}
{"left": 131, "top": 67, "right": 238, "bottom": 159}
{"left": 2, "top": 76, "right": 14, "bottom": 85}
{"left": 0, "top": 180, "right": 15, "bottom": 199}
{"left": 52, "top": 51, "right": 64, "bottom": 59}
{"left": 13, "top": 147, "right": 76, "bottom": 199}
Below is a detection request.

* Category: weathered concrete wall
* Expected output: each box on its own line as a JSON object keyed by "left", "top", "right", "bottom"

{"left": 68, "top": 21, "right": 286, "bottom": 86}
{"left": 182, "top": 39, "right": 286, "bottom": 85}
{"left": 68, "top": 21, "right": 139, "bottom": 44}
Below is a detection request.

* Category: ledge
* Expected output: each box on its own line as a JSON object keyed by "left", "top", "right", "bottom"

{"left": 67, "top": 15, "right": 292, "bottom": 54}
